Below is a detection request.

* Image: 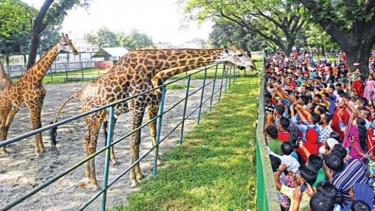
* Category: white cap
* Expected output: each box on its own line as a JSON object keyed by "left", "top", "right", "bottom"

{"left": 319, "top": 138, "right": 339, "bottom": 155}
{"left": 327, "top": 138, "right": 339, "bottom": 148}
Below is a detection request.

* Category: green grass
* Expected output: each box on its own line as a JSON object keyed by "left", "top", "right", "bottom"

{"left": 166, "top": 83, "right": 193, "bottom": 90}
{"left": 12, "top": 68, "right": 109, "bottom": 84}
{"left": 113, "top": 76, "right": 260, "bottom": 211}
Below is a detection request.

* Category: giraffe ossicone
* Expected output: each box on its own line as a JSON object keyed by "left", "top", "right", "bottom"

{"left": 0, "top": 33, "right": 78, "bottom": 155}
{"left": 50, "top": 46, "right": 245, "bottom": 189}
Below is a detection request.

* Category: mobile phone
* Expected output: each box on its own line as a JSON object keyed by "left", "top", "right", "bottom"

{"left": 300, "top": 182, "right": 307, "bottom": 192}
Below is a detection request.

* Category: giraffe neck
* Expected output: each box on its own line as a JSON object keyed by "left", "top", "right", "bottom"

{"left": 24, "top": 43, "right": 59, "bottom": 83}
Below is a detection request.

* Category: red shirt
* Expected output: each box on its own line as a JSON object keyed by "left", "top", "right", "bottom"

{"left": 368, "top": 128, "right": 375, "bottom": 152}
{"left": 277, "top": 131, "right": 290, "bottom": 142}
{"left": 353, "top": 80, "right": 364, "bottom": 97}
{"left": 331, "top": 109, "right": 350, "bottom": 141}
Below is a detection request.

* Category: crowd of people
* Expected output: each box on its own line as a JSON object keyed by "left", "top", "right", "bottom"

{"left": 264, "top": 50, "right": 375, "bottom": 211}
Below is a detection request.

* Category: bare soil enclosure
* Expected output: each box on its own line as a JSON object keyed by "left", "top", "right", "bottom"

{"left": 0, "top": 79, "right": 224, "bottom": 211}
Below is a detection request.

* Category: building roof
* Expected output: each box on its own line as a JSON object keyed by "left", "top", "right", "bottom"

{"left": 91, "top": 47, "right": 128, "bottom": 58}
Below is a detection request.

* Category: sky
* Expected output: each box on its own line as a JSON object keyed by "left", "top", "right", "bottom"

{"left": 22, "top": 0, "right": 213, "bottom": 45}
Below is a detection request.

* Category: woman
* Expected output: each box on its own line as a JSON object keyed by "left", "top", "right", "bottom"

{"left": 364, "top": 74, "right": 375, "bottom": 105}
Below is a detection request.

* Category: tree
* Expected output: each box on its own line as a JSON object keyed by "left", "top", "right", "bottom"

{"left": 118, "top": 29, "right": 155, "bottom": 50}
{"left": 27, "top": 0, "right": 91, "bottom": 68}
{"left": 298, "top": 0, "right": 375, "bottom": 77}
{"left": 183, "top": 0, "right": 307, "bottom": 55}
{"left": 0, "top": 0, "right": 36, "bottom": 54}
{"left": 84, "top": 27, "right": 118, "bottom": 48}
{"left": 208, "top": 20, "right": 267, "bottom": 52}
{"left": 305, "top": 24, "right": 339, "bottom": 59}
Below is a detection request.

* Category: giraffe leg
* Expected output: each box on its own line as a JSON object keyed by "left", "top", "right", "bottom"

{"left": 84, "top": 112, "right": 104, "bottom": 190}
{"left": 129, "top": 102, "right": 146, "bottom": 187}
{"left": 1, "top": 106, "right": 19, "bottom": 154}
{"left": 0, "top": 123, "right": 10, "bottom": 154}
{"left": 88, "top": 141, "right": 99, "bottom": 190}
{"left": 28, "top": 105, "right": 45, "bottom": 154}
{"left": 84, "top": 132, "right": 91, "bottom": 179}
{"left": 147, "top": 99, "right": 161, "bottom": 159}
{"left": 102, "top": 117, "right": 118, "bottom": 164}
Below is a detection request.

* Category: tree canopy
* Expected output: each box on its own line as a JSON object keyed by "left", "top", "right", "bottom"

{"left": 183, "top": 0, "right": 307, "bottom": 55}
{"left": 208, "top": 20, "right": 266, "bottom": 52}
{"left": 0, "top": 0, "right": 36, "bottom": 54}
{"left": 84, "top": 28, "right": 155, "bottom": 50}
{"left": 298, "top": 0, "right": 375, "bottom": 76}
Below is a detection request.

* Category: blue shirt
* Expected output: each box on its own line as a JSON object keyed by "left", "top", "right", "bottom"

{"left": 327, "top": 94, "right": 337, "bottom": 115}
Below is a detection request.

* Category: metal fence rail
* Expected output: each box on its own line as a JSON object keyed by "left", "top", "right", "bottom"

{"left": 0, "top": 64, "right": 237, "bottom": 211}
{"left": 255, "top": 56, "right": 280, "bottom": 210}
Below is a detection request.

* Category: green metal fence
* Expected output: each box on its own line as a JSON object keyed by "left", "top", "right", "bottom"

{"left": 255, "top": 57, "right": 280, "bottom": 210}
{"left": 0, "top": 64, "right": 238, "bottom": 210}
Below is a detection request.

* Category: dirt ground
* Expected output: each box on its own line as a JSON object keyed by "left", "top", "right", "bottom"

{"left": 0, "top": 79, "right": 223, "bottom": 211}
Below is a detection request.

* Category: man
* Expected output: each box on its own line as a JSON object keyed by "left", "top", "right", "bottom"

{"left": 325, "top": 149, "right": 368, "bottom": 208}
{"left": 327, "top": 85, "right": 337, "bottom": 115}
{"left": 265, "top": 92, "right": 275, "bottom": 114}
{"left": 265, "top": 125, "right": 284, "bottom": 155}
{"left": 278, "top": 117, "right": 291, "bottom": 141}
{"left": 318, "top": 113, "right": 333, "bottom": 143}
{"left": 331, "top": 99, "right": 350, "bottom": 141}
{"left": 268, "top": 142, "right": 300, "bottom": 173}
{"left": 275, "top": 164, "right": 317, "bottom": 211}
{"left": 293, "top": 106, "right": 321, "bottom": 163}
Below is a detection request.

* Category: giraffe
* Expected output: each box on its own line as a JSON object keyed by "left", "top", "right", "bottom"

{"left": 239, "top": 49, "right": 257, "bottom": 71}
{"left": 50, "top": 46, "right": 248, "bottom": 189}
{"left": 0, "top": 33, "right": 78, "bottom": 155}
{"left": 0, "top": 59, "right": 13, "bottom": 91}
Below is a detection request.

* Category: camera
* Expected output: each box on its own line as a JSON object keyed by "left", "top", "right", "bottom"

{"left": 300, "top": 182, "right": 307, "bottom": 192}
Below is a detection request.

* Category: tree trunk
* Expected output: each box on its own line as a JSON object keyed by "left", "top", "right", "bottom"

{"left": 321, "top": 45, "right": 325, "bottom": 57}
{"left": 27, "top": 33, "right": 41, "bottom": 69}
{"left": 344, "top": 45, "right": 372, "bottom": 79}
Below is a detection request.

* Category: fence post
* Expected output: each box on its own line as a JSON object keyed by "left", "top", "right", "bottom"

{"left": 101, "top": 105, "right": 115, "bottom": 211}
{"left": 209, "top": 64, "right": 219, "bottom": 111}
{"left": 153, "top": 86, "right": 166, "bottom": 176}
{"left": 49, "top": 67, "right": 53, "bottom": 83}
{"left": 218, "top": 65, "right": 226, "bottom": 103}
{"left": 179, "top": 75, "right": 191, "bottom": 145}
{"left": 197, "top": 66, "right": 207, "bottom": 125}
{"left": 80, "top": 53, "right": 84, "bottom": 71}
{"left": 228, "top": 66, "right": 232, "bottom": 90}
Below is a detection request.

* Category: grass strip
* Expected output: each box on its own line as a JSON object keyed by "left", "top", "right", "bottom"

{"left": 114, "top": 76, "right": 260, "bottom": 211}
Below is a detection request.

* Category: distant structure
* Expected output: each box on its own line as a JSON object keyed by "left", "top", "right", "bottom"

{"left": 155, "top": 42, "right": 173, "bottom": 49}
{"left": 155, "top": 38, "right": 206, "bottom": 49}
{"left": 182, "top": 38, "right": 205, "bottom": 49}
{"left": 73, "top": 37, "right": 99, "bottom": 52}
{"left": 92, "top": 47, "right": 129, "bottom": 69}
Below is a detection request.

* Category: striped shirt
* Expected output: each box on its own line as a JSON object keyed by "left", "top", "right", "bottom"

{"left": 332, "top": 158, "right": 368, "bottom": 207}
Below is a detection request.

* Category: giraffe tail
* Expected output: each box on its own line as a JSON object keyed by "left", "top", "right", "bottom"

{"left": 49, "top": 91, "right": 82, "bottom": 156}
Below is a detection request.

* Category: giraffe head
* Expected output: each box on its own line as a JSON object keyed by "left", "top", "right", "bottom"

{"left": 215, "top": 44, "right": 249, "bottom": 68}
{"left": 57, "top": 33, "right": 78, "bottom": 55}
{"left": 228, "top": 44, "right": 257, "bottom": 70}
{"left": 238, "top": 49, "right": 257, "bottom": 71}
